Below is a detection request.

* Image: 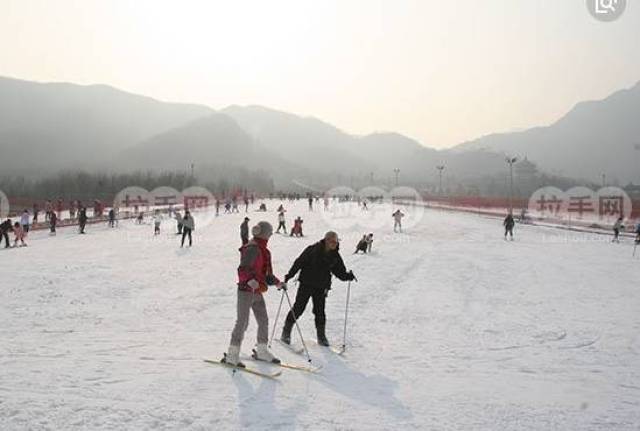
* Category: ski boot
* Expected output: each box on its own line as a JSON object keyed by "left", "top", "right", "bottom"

{"left": 252, "top": 343, "right": 281, "bottom": 364}
{"left": 316, "top": 325, "right": 330, "bottom": 347}
{"left": 221, "top": 344, "right": 245, "bottom": 368}
{"left": 280, "top": 323, "right": 292, "bottom": 345}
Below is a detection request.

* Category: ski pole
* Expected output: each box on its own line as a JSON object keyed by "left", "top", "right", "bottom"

{"left": 283, "top": 284, "right": 313, "bottom": 363}
{"left": 268, "top": 288, "right": 285, "bottom": 348}
{"left": 342, "top": 280, "right": 352, "bottom": 352}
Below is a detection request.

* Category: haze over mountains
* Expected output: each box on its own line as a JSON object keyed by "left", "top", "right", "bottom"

{"left": 456, "top": 81, "right": 640, "bottom": 185}
{"left": 1, "top": 76, "right": 638, "bottom": 189}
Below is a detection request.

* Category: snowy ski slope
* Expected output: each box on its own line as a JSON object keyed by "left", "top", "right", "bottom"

{"left": 1, "top": 200, "right": 639, "bottom": 430}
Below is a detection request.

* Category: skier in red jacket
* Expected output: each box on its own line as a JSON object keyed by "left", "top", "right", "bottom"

{"left": 223, "top": 221, "right": 286, "bottom": 367}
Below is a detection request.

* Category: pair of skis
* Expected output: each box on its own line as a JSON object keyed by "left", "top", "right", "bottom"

{"left": 204, "top": 349, "right": 322, "bottom": 379}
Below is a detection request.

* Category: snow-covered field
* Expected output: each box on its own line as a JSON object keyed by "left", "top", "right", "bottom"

{"left": 1, "top": 200, "right": 639, "bottom": 430}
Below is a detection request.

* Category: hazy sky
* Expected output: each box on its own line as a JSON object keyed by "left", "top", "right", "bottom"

{"left": 1, "top": 0, "right": 639, "bottom": 148}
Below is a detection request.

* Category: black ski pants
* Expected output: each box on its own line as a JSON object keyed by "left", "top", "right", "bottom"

{"left": 181, "top": 227, "right": 192, "bottom": 246}
{"left": 284, "top": 284, "right": 326, "bottom": 330}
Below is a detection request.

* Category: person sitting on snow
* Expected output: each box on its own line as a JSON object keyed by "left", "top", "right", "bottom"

{"left": 354, "top": 234, "right": 368, "bottom": 254}
{"left": 290, "top": 216, "right": 303, "bottom": 237}
{"left": 365, "top": 233, "right": 373, "bottom": 253}
{"left": 354, "top": 233, "right": 374, "bottom": 254}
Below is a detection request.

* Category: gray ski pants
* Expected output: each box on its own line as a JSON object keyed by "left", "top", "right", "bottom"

{"left": 230, "top": 290, "right": 269, "bottom": 347}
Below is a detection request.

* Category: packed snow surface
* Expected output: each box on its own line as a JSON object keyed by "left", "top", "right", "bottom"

{"left": 1, "top": 201, "right": 639, "bottom": 430}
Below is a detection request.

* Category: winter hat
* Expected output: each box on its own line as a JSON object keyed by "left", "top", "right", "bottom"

{"left": 252, "top": 221, "right": 273, "bottom": 239}
{"left": 244, "top": 217, "right": 250, "bottom": 221}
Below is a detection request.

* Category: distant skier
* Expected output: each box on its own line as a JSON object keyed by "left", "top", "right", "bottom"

{"left": 153, "top": 211, "right": 162, "bottom": 235}
{"left": 49, "top": 212, "right": 57, "bottom": 235}
{"left": 612, "top": 216, "right": 624, "bottom": 243}
{"left": 0, "top": 218, "right": 13, "bottom": 248}
{"left": 136, "top": 212, "right": 144, "bottom": 224}
{"left": 258, "top": 203, "right": 267, "bottom": 212}
{"left": 276, "top": 210, "right": 287, "bottom": 234}
{"left": 181, "top": 210, "right": 194, "bottom": 247}
{"left": 223, "top": 221, "right": 285, "bottom": 367}
{"left": 108, "top": 208, "right": 116, "bottom": 228}
{"left": 290, "top": 216, "right": 303, "bottom": 237}
{"left": 240, "top": 217, "right": 250, "bottom": 246}
{"left": 308, "top": 195, "right": 313, "bottom": 211}
{"left": 362, "top": 200, "right": 368, "bottom": 211}
{"left": 504, "top": 212, "right": 515, "bottom": 240}
{"left": 244, "top": 196, "right": 249, "bottom": 213}
{"left": 175, "top": 211, "right": 183, "bottom": 234}
{"left": 13, "top": 222, "right": 27, "bottom": 247}
{"left": 44, "top": 200, "right": 52, "bottom": 222}
{"left": 392, "top": 209, "right": 404, "bottom": 233}
{"left": 281, "top": 231, "right": 356, "bottom": 347}
{"left": 78, "top": 207, "right": 88, "bottom": 234}
{"left": 32, "top": 203, "right": 40, "bottom": 224}
{"left": 215, "top": 199, "right": 220, "bottom": 217}
{"left": 323, "top": 196, "right": 329, "bottom": 211}
{"left": 20, "top": 209, "right": 30, "bottom": 233}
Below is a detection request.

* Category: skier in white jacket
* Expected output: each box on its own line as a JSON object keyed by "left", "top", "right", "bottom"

{"left": 392, "top": 210, "right": 404, "bottom": 233}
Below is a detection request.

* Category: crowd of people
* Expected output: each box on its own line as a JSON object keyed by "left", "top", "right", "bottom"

{"left": 0, "top": 199, "right": 101, "bottom": 248}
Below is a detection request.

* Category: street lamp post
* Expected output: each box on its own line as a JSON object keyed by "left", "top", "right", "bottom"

{"left": 393, "top": 168, "right": 400, "bottom": 187}
{"left": 505, "top": 156, "right": 518, "bottom": 213}
{"left": 436, "top": 165, "right": 445, "bottom": 196}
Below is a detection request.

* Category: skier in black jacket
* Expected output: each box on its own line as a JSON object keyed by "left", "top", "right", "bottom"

{"left": 503, "top": 212, "right": 515, "bottom": 240}
{"left": 240, "top": 217, "right": 250, "bottom": 245}
{"left": 78, "top": 207, "right": 88, "bottom": 234}
{"left": 0, "top": 218, "right": 13, "bottom": 248}
{"left": 281, "top": 231, "right": 355, "bottom": 346}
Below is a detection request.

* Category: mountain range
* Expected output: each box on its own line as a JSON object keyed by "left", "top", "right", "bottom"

{"left": 1, "top": 75, "right": 638, "bottom": 189}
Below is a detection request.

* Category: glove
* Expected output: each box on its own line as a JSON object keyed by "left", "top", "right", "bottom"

{"left": 347, "top": 270, "right": 357, "bottom": 282}
{"left": 277, "top": 282, "right": 288, "bottom": 291}
{"left": 247, "top": 279, "right": 260, "bottom": 291}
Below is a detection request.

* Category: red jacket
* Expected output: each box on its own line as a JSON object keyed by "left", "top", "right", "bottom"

{"left": 237, "top": 238, "right": 280, "bottom": 293}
